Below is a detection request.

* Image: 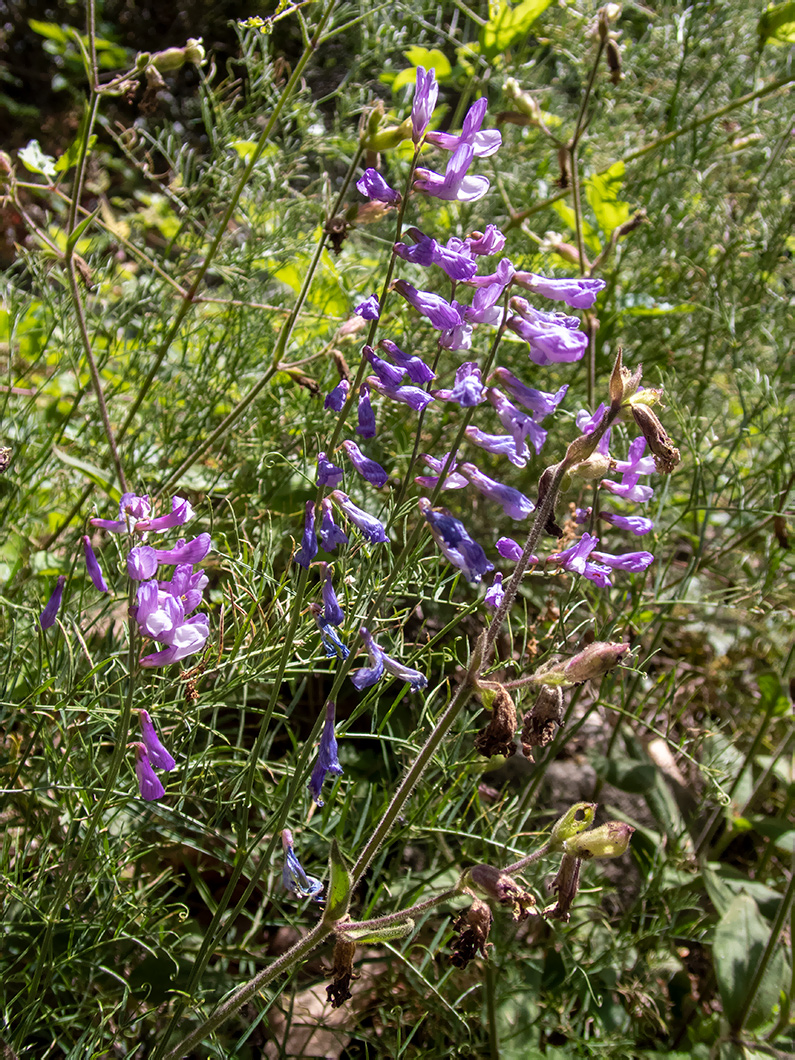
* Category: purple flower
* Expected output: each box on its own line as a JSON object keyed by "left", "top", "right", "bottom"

{"left": 552, "top": 533, "right": 613, "bottom": 587}
{"left": 591, "top": 549, "right": 654, "bottom": 572}
{"left": 133, "top": 742, "right": 165, "bottom": 801}
{"left": 600, "top": 511, "right": 654, "bottom": 536}
{"left": 134, "top": 580, "right": 210, "bottom": 663}
{"left": 90, "top": 492, "right": 152, "bottom": 534}
{"left": 412, "top": 66, "right": 438, "bottom": 143}
{"left": 414, "top": 143, "right": 490, "bottom": 202}
{"left": 137, "top": 496, "right": 196, "bottom": 533}
{"left": 341, "top": 440, "right": 388, "bottom": 488}
{"left": 467, "top": 226, "right": 506, "bottom": 256}
{"left": 393, "top": 280, "right": 464, "bottom": 331}
{"left": 127, "top": 545, "right": 158, "bottom": 581}
{"left": 310, "top": 602, "right": 350, "bottom": 659}
{"left": 139, "top": 613, "right": 210, "bottom": 667}
{"left": 491, "top": 368, "right": 568, "bottom": 419}
{"left": 308, "top": 700, "right": 344, "bottom": 806}
{"left": 324, "top": 379, "right": 350, "bottom": 412}
{"left": 83, "top": 536, "right": 109, "bottom": 592}
{"left": 39, "top": 575, "right": 66, "bottom": 629}
{"left": 466, "top": 256, "right": 515, "bottom": 291}
{"left": 575, "top": 507, "right": 593, "bottom": 525}
{"left": 364, "top": 344, "right": 405, "bottom": 387}
{"left": 281, "top": 828, "right": 324, "bottom": 901}
{"left": 159, "top": 563, "right": 208, "bottom": 616}
{"left": 458, "top": 462, "right": 535, "bottom": 520}
{"left": 576, "top": 403, "right": 606, "bottom": 434}
{"left": 496, "top": 537, "right": 525, "bottom": 562}
{"left": 381, "top": 651, "right": 428, "bottom": 691}
{"left": 434, "top": 362, "right": 484, "bottom": 407}
{"left": 330, "top": 491, "right": 388, "bottom": 544}
{"left": 318, "top": 498, "right": 349, "bottom": 552}
{"left": 294, "top": 501, "right": 318, "bottom": 568}
{"left": 351, "top": 626, "right": 385, "bottom": 689}
{"left": 394, "top": 228, "right": 477, "bottom": 282}
{"left": 418, "top": 497, "right": 494, "bottom": 584}
{"left": 318, "top": 562, "right": 344, "bottom": 627}
{"left": 138, "top": 709, "right": 176, "bottom": 771}
{"left": 601, "top": 474, "right": 654, "bottom": 504}
{"left": 368, "top": 376, "right": 435, "bottom": 412}
{"left": 614, "top": 437, "right": 656, "bottom": 477}
{"left": 317, "top": 451, "right": 344, "bottom": 488}
{"left": 356, "top": 168, "right": 401, "bottom": 204}
{"left": 425, "top": 97, "right": 501, "bottom": 157}
{"left": 484, "top": 572, "right": 504, "bottom": 609}
{"left": 486, "top": 388, "right": 548, "bottom": 457}
{"left": 507, "top": 298, "right": 588, "bottom": 365}
{"left": 355, "top": 294, "right": 381, "bottom": 320}
{"left": 357, "top": 384, "right": 376, "bottom": 438}
{"left": 378, "top": 339, "right": 436, "bottom": 384}
{"left": 153, "top": 533, "right": 212, "bottom": 567}
{"left": 512, "top": 272, "right": 606, "bottom": 309}
{"left": 465, "top": 427, "right": 527, "bottom": 468}
{"left": 415, "top": 452, "right": 468, "bottom": 490}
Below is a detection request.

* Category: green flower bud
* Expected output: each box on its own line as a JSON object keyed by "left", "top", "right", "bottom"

{"left": 362, "top": 116, "right": 413, "bottom": 152}
{"left": 564, "top": 821, "right": 635, "bottom": 860}
{"left": 503, "top": 78, "right": 542, "bottom": 122}
{"left": 531, "top": 642, "right": 630, "bottom": 689}
{"left": 549, "top": 803, "right": 597, "bottom": 850}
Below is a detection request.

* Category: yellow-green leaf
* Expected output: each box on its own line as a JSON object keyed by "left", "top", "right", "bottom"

{"left": 480, "top": 0, "right": 553, "bottom": 62}
{"left": 392, "top": 48, "right": 452, "bottom": 92}
{"left": 585, "top": 161, "right": 632, "bottom": 235}
{"left": 758, "top": 1, "right": 795, "bottom": 44}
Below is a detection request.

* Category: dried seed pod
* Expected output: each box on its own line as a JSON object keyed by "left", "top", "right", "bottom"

{"left": 474, "top": 685, "right": 517, "bottom": 759}
{"left": 521, "top": 686, "right": 565, "bottom": 758}
{"left": 450, "top": 899, "right": 494, "bottom": 968}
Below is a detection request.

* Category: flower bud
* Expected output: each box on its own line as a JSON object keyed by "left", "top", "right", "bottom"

{"left": 549, "top": 803, "right": 596, "bottom": 849}
{"left": 608, "top": 347, "right": 642, "bottom": 411}
{"left": 606, "top": 38, "right": 622, "bottom": 83}
{"left": 361, "top": 116, "right": 413, "bottom": 152}
{"left": 630, "top": 404, "right": 681, "bottom": 474}
{"left": 450, "top": 899, "right": 493, "bottom": 968}
{"left": 564, "top": 821, "right": 635, "bottom": 860}
{"left": 150, "top": 38, "right": 205, "bottom": 73}
{"left": 503, "top": 78, "right": 542, "bottom": 123}
{"left": 566, "top": 452, "right": 613, "bottom": 486}
{"left": 531, "top": 641, "right": 630, "bottom": 689}
{"left": 468, "top": 864, "right": 536, "bottom": 921}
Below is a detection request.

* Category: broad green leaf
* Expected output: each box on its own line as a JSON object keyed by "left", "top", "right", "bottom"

{"left": 323, "top": 840, "right": 352, "bottom": 923}
{"left": 550, "top": 199, "right": 600, "bottom": 252}
{"left": 18, "top": 140, "right": 57, "bottom": 179}
{"left": 55, "top": 134, "right": 98, "bottom": 174}
{"left": 758, "top": 1, "right": 795, "bottom": 44}
{"left": 392, "top": 49, "right": 452, "bottom": 92}
{"left": 713, "top": 894, "right": 789, "bottom": 1031}
{"left": 51, "top": 447, "right": 121, "bottom": 502}
{"left": 480, "top": 0, "right": 554, "bottom": 62}
{"left": 28, "top": 18, "right": 71, "bottom": 44}
{"left": 585, "top": 161, "right": 632, "bottom": 234}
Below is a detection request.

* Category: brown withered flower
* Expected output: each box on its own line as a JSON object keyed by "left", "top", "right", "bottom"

{"left": 543, "top": 853, "right": 582, "bottom": 922}
{"left": 326, "top": 937, "right": 359, "bottom": 1008}
{"left": 521, "top": 686, "right": 564, "bottom": 758}
{"left": 474, "top": 685, "right": 517, "bottom": 759}
{"left": 469, "top": 864, "right": 536, "bottom": 922}
{"left": 630, "top": 404, "right": 681, "bottom": 474}
{"left": 450, "top": 899, "right": 494, "bottom": 968}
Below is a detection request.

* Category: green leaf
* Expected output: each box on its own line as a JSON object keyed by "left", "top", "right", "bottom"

{"left": 713, "top": 894, "right": 789, "bottom": 1031}
{"left": 758, "top": 2, "right": 795, "bottom": 44}
{"left": 51, "top": 447, "right": 121, "bottom": 502}
{"left": 480, "top": 0, "right": 554, "bottom": 61}
{"left": 28, "top": 18, "right": 71, "bottom": 44}
{"left": 585, "top": 161, "right": 632, "bottom": 235}
{"left": 18, "top": 140, "right": 57, "bottom": 179}
{"left": 66, "top": 206, "right": 101, "bottom": 254}
{"left": 323, "top": 840, "right": 352, "bottom": 923}
{"left": 392, "top": 49, "right": 452, "bottom": 92}
{"left": 340, "top": 918, "right": 415, "bottom": 944}
{"left": 55, "top": 134, "right": 97, "bottom": 174}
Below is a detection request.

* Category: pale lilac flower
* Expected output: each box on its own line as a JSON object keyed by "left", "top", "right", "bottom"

{"left": 613, "top": 436, "right": 656, "bottom": 477}
{"left": 134, "top": 580, "right": 208, "bottom": 658}
{"left": 591, "top": 548, "right": 654, "bottom": 572}
{"left": 324, "top": 379, "right": 350, "bottom": 412}
{"left": 496, "top": 537, "right": 522, "bottom": 561}
{"left": 484, "top": 572, "right": 504, "bottom": 609}
{"left": 138, "top": 709, "right": 176, "bottom": 771}
{"left": 153, "top": 533, "right": 211, "bottom": 567}
{"left": 394, "top": 228, "right": 477, "bottom": 282}
{"left": 319, "top": 498, "right": 349, "bottom": 552}
{"left": 458, "top": 462, "right": 535, "bottom": 520}
{"left": 507, "top": 299, "right": 588, "bottom": 365}
{"left": 576, "top": 403, "right": 606, "bottom": 434}
{"left": 465, "top": 256, "right": 515, "bottom": 290}
{"left": 368, "top": 376, "right": 435, "bottom": 412}
{"left": 137, "top": 496, "right": 195, "bottom": 533}
{"left": 414, "top": 143, "right": 490, "bottom": 202}
{"left": 491, "top": 369, "right": 568, "bottom": 419}
{"left": 382, "top": 651, "right": 428, "bottom": 691}
{"left": 317, "top": 451, "right": 344, "bottom": 488}
{"left": 418, "top": 497, "right": 494, "bottom": 584}
{"left": 512, "top": 272, "right": 606, "bottom": 309}
{"left": 308, "top": 700, "right": 344, "bottom": 806}
{"left": 318, "top": 562, "right": 344, "bottom": 627}
{"left": 486, "top": 388, "right": 548, "bottom": 456}
{"left": 357, "top": 384, "right": 376, "bottom": 438}
{"left": 330, "top": 491, "right": 388, "bottom": 544}
{"left": 364, "top": 344, "right": 405, "bottom": 387}
{"left": 439, "top": 315, "right": 474, "bottom": 352}
{"left": 355, "top": 294, "right": 380, "bottom": 320}
{"left": 139, "top": 613, "right": 210, "bottom": 667}
{"left": 282, "top": 828, "right": 324, "bottom": 902}
{"left": 434, "top": 362, "right": 484, "bottom": 407}
{"left": 159, "top": 564, "right": 208, "bottom": 616}
{"left": 415, "top": 452, "right": 468, "bottom": 491}
{"left": 600, "top": 511, "right": 654, "bottom": 536}
{"left": 465, "top": 426, "right": 527, "bottom": 468}
{"left": 412, "top": 66, "right": 438, "bottom": 143}
{"left": 379, "top": 339, "right": 436, "bottom": 384}
{"left": 601, "top": 474, "right": 655, "bottom": 504}
{"left": 294, "top": 501, "right": 318, "bottom": 569}
{"left": 575, "top": 507, "right": 593, "bottom": 525}
{"left": 127, "top": 545, "right": 158, "bottom": 581}
{"left": 467, "top": 226, "right": 506, "bottom": 256}
{"left": 393, "top": 280, "right": 463, "bottom": 331}
{"left": 82, "top": 536, "right": 108, "bottom": 592}
{"left": 351, "top": 626, "right": 385, "bottom": 689}
{"left": 552, "top": 533, "right": 614, "bottom": 587}
{"left": 341, "top": 440, "right": 388, "bottom": 488}
{"left": 425, "top": 97, "right": 501, "bottom": 157}
{"left": 39, "top": 575, "right": 66, "bottom": 629}
{"left": 133, "top": 742, "right": 165, "bottom": 801}
{"left": 356, "top": 168, "right": 400, "bottom": 204}
{"left": 90, "top": 492, "right": 152, "bottom": 534}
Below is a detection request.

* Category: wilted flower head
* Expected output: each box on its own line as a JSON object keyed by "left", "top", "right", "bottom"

{"left": 308, "top": 700, "right": 344, "bottom": 806}
{"left": 474, "top": 684, "right": 517, "bottom": 758}
{"left": 281, "top": 828, "right": 324, "bottom": 902}
{"left": 39, "top": 575, "right": 66, "bottom": 630}
{"left": 468, "top": 863, "right": 536, "bottom": 921}
{"left": 450, "top": 898, "right": 493, "bottom": 968}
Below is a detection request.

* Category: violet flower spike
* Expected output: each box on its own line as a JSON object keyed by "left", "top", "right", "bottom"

{"left": 378, "top": 339, "right": 436, "bottom": 384}
{"left": 351, "top": 626, "right": 386, "bottom": 689}
{"left": 318, "top": 562, "right": 345, "bottom": 627}
{"left": 368, "top": 376, "right": 435, "bottom": 412}
{"left": 355, "top": 294, "right": 381, "bottom": 320}
{"left": 308, "top": 700, "right": 344, "bottom": 806}
{"left": 458, "top": 461, "right": 535, "bottom": 520}
{"left": 357, "top": 384, "right": 376, "bottom": 438}
{"left": 512, "top": 272, "right": 606, "bottom": 309}
{"left": 294, "top": 501, "right": 318, "bottom": 569}
{"left": 133, "top": 743, "right": 165, "bottom": 801}
{"left": 319, "top": 498, "right": 349, "bottom": 552}
{"left": 600, "top": 511, "right": 654, "bottom": 536}
{"left": 138, "top": 709, "right": 176, "bottom": 771}
{"left": 83, "top": 536, "right": 109, "bottom": 592}
{"left": 317, "top": 451, "right": 344, "bottom": 488}
{"left": 341, "top": 440, "right": 388, "bottom": 488}
{"left": 356, "top": 168, "right": 401, "bottom": 204}
{"left": 324, "top": 379, "right": 350, "bottom": 412}
{"left": 39, "top": 575, "right": 66, "bottom": 630}
{"left": 363, "top": 344, "right": 405, "bottom": 387}
{"left": 418, "top": 497, "right": 494, "bottom": 584}
{"left": 330, "top": 491, "right": 388, "bottom": 544}
{"left": 281, "top": 829, "right": 324, "bottom": 902}
{"left": 412, "top": 66, "right": 438, "bottom": 143}
{"left": 484, "top": 572, "right": 504, "bottom": 610}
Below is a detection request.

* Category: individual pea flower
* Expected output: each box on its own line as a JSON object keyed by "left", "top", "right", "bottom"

{"left": 355, "top": 168, "right": 401, "bottom": 204}
{"left": 414, "top": 142, "right": 490, "bottom": 202}
{"left": 378, "top": 339, "right": 436, "bottom": 385}
{"left": 357, "top": 384, "right": 376, "bottom": 438}
{"left": 367, "top": 376, "right": 435, "bottom": 413}
{"left": 599, "top": 511, "right": 654, "bottom": 536}
{"left": 414, "top": 452, "right": 468, "bottom": 491}
{"left": 512, "top": 272, "right": 606, "bottom": 309}
{"left": 82, "top": 536, "right": 109, "bottom": 592}
{"left": 551, "top": 533, "right": 612, "bottom": 587}
{"left": 351, "top": 627, "right": 427, "bottom": 692}
{"left": 127, "top": 545, "right": 159, "bottom": 581}
{"left": 507, "top": 298, "right": 588, "bottom": 365}
{"left": 281, "top": 828, "right": 324, "bottom": 902}
{"left": 394, "top": 228, "right": 478, "bottom": 282}
{"left": 133, "top": 742, "right": 165, "bottom": 801}
{"left": 160, "top": 563, "right": 208, "bottom": 615}
{"left": 465, "top": 426, "right": 528, "bottom": 468}
{"left": 411, "top": 66, "right": 438, "bottom": 143}
{"left": 426, "top": 96, "right": 502, "bottom": 157}
{"left": 317, "top": 451, "right": 344, "bottom": 488}
{"left": 491, "top": 368, "right": 568, "bottom": 420}
{"left": 91, "top": 492, "right": 152, "bottom": 534}
{"left": 484, "top": 572, "right": 504, "bottom": 609}
{"left": 135, "top": 584, "right": 210, "bottom": 668}
{"left": 138, "top": 709, "right": 176, "bottom": 771}
{"left": 590, "top": 548, "right": 654, "bottom": 573}
{"left": 363, "top": 344, "right": 405, "bottom": 387}
{"left": 329, "top": 491, "right": 388, "bottom": 544}
{"left": 294, "top": 501, "right": 318, "bottom": 569}
{"left": 433, "top": 362, "right": 485, "bottom": 407}
{"left": 486, "top": 388, "right": 548, "bottom": 457}
{"left": 613, "top": 436, "right": 657, "bottom": 477}
{"left": 318, "top": 562, "right": 344, "bottom": 626}
{"left": 496, "top": 537, "right": 540, "bottom": 565}
{"left": 355, "top": 294, "right": 380, "bottom": 320}
{"left": 393, "top": 279, "right": 464, "bottom": 331}
{"left": 418, "top": 497, "right": 494, "bottom": 584}
{"left": 135, "top": 495, "right": 196, "bottom": 534}
{"left": 309, "top": 602, "right": 350, "bottom": 659}
{"left": 458, "top": 462, "right": 535, "bottom": 520}
{"left": 153, "top": 533, "right": 212, "bottom": 566}
{"left": 308, "top": 700, "right": 345, "bottom": 806}
{"left": 324, "top": 379, "right": 350, "bottom": 412}
{"left": 601, "top": 472, "right": 654, "bottom": 504}
{"left": 341, "top": 440, "right": 388, "bottom": 489}
{"left": 466, "top": 225, "right": 506, "bottom": 256}
{"left": 319, "top": 498, "right": 349, "bottom": 552}
{"left": 39, "top": 575, "right": 66, "bottom": 630}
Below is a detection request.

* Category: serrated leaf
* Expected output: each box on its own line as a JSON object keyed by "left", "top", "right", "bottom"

{"left": 340, "top": 918, "right": 414, "bottom": 944}
{"left": 480, "top": 0, "right": 553, "bottom": 62}
{"left": 323, "top": 840, "right": 352, "bottom": 923}
{"left": 585, "top": 161, "right": 632, "bottom": 235}
{"left": 758, "top": 1, "right": 795, "bottom": 44}
{"left": 18, "top": 140, "right": 57, "bottom": 179}
{"left": 51, "top": 447, "right": 121, "bottom": 502}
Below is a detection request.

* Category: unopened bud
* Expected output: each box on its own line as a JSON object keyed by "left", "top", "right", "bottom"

{"left": 503, "top": 78, "right": 542, "bottom": 122}
{"left": 150, "top": 38, "right": 205, "bottom": 72}
{"left": 450, "top": 899, "right": 493, "bottom": 968}
{"left": 609, "top": 348, "right": 642, "bottom": 410}
{"left": 550, "top": 803, "right": 597, "bottom": 849}
{"left": 566, "top": 451, "right": 613, "bottom": 486}
{"left": 532, "top": 641, "right": 630, "bottom": 689}
{"left": 362, "top": 116, "right": 413, "bottom": 152}
{"left": 630, "top": 404, "right": 681, "bottom": 474}
{"left": 606, "top": 38, "right": 622, "bottom": 83}
{"left": 564, "top": 821, "right": 635, "bottom": 860}
{"left": 0, "top": 151, "right": 13, "bottom": 179}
